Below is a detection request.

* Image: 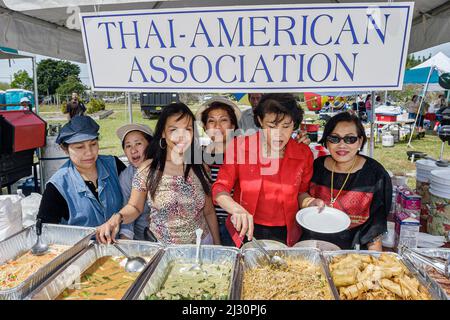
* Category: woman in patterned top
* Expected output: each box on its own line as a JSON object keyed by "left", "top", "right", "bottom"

{"left": 96, "top": 103, "right": 220, "bottom": 245}
{"left": 196, "top": 96, "right": 242, "bottom": 246}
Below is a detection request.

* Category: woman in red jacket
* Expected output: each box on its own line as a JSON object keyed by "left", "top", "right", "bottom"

{"left": 212, "top": 93, "right": 321, "bottom": 247}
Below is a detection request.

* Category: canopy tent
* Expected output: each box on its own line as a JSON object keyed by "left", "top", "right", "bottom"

{"left": 411, "top": 51, "right": 450, "bottom": 73}
{"left": 403, "top": 66, "right": 445, "bottom": 91}
{"left": 0, "top": 0, "right": 450, "bottom": 63}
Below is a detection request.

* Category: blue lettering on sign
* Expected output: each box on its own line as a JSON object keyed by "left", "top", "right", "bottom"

{"left": 274, "top": 16, "right": 296, "bottom": 46}
{"left": 97, "top": 22, "right": 116, "bottom": 49}
{"left": 149, "top": 56, "right": 167, "bottom": 83}
{"left": 250, "top": 55, "right": 273, "bottom": 83}
{"left": 364, "top": 14, "right": 391, "bottom": 44}
{"left": 191, "top": 19, "right": 214, "bottom": 48}
{"left": 335, "top": 15, "right": 359, "bottom": 45}
{"left": 218, "top": 17, "right": 244, "bottom": 47}
{"left": 128, "top": 57, "right": 148, "bottom": 82}
{"left": 189, "top": 55, "right": 213, "bottom": 83}
{"left": 307, "top": 53, "right": 331, "bottom": 82}
{"left": 169, "top": 55, "right": 187, "bottom": 83}
{"left": 216, "top": 55, "right": 237, "bottom": 83}
{"left": 310, "top": 14, "right": 333, "bottom": 46}
{"left": 119, "top": 20, "right": 141, "bottom": 49}
{"left": 145, "top": 20, "right": 167, "bottom": 48}
{"left": 249, "top": 17, "right": 270, "bottom": 47}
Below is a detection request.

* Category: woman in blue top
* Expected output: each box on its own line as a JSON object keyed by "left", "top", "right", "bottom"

{"left": 37, "top": 116, "right": 125, "bottom": 228}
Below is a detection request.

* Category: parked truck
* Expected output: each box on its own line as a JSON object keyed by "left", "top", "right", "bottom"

{"left": 140, "top": 92, "right": 180, "bottom": 119}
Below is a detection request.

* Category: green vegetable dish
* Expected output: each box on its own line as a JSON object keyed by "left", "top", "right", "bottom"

{"left": 146, "top": 262, "right": 232, "bottom": 300}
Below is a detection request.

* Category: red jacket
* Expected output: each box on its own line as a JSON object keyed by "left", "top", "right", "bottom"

{"left": 212, "top": 132, "right": 314, "bottom": 247}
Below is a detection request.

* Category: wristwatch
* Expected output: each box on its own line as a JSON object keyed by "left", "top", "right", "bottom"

{"left": 113, "top": 212, "right": 124, "bottom": 225}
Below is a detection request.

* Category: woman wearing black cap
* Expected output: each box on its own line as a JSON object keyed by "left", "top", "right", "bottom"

{"left": 37, "top": 115, "right": 126, "bottom": 228}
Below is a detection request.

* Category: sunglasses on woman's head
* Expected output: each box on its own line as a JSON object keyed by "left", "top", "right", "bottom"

{"left": 326, "top": 135, "right": 359, "bottom": 144}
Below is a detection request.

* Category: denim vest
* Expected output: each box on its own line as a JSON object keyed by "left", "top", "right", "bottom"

{"left": 48, "top": 155, "right": 123, "bottom": 227}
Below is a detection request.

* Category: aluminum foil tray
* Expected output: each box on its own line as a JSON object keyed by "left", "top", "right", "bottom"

{"left": 28, "top": 240, "right": 163, "bottom": 300}
{"left": 0, "top": 224, "right": 95, "bottom": 300}
{"left": 129, "top": 245, "right": 241, "bottom": 300}
{"left": 323, "top": 250, "right": 447, "bottom": 300}
{"left": 239, "top": 247, "right": 338, "bottom": 300}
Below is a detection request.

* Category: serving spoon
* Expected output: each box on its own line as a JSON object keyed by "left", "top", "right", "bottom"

{"left": 251, "top": 237, "right": 288, "bottom": 269}
{"left": 114, "top": 243, "right": 146, "bottom": 273}
{"left": 31, "top": 218, "right": 49, "bottom": 256}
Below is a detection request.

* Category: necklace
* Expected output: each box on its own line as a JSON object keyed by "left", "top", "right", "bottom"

{"left": 330, "top": 156, "right": 357, "bottom": 207}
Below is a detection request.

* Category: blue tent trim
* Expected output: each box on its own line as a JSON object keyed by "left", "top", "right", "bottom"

{"left": 403, "top": 67, "right": 440, "bottom": 84}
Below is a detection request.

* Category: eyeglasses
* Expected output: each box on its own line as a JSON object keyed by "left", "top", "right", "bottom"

{"left": 326, "top": 135, "right": 359, "bottom": 144}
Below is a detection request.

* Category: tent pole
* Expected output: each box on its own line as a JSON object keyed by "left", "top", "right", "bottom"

{"left": 33, "top": 56, "right": 44, "bottom": 194}
{"left": 407, "top": 66, "right": 434, "bottom": 148}
{"left": 369, "top": 91, "right": 375, "bottom": 158}
{"left": 127, "top": 92, "right": 133, "bottom": 124}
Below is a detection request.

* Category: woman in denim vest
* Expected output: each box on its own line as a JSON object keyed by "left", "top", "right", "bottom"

{"left": 37, "top": 116, "right": 125, "bottom": 228}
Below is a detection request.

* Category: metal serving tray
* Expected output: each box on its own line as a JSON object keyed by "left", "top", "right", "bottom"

{"left": 238, "top": 247, "right": 339, "bottom": 300}
{"left": 322, "top": 250, "right": 447, "bottom": 300}
{"left": 0, "top": 224, "right": 95, "bottom": 300}
{"left": 401, "top": 248, "right": 450, "bottom": 299}
{"left": 129, "top": 245, "right": 241, "bottom": 300}
{"left": 28, "top": 240, "right": 163, "bottom": 300}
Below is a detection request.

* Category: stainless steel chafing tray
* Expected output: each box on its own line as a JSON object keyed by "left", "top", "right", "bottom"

{"left": 28, "top": 240, "right": 163, "bottom": 300}
{"left": 0, "top": 224, "right": 95, "bottom": 300}
{"left": 322, "top": 250, "right": 447, "bottom": 300}
{"left": 128, "top": 245, "right": 241, "bottom": 300}
{"left": 401, "top": 248, "right": 450, "bottom": 299}
{"left": 238, "top": 247, "right": 339, "bottom": 300}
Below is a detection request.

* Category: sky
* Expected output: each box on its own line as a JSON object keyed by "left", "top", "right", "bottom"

{"left": 1, "top": 41, "right": 450, "bottom": 89}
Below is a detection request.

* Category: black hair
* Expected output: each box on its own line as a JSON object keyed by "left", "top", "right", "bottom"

{"left": 121, "top": 131, "right": 153, "bottom": 149}
{"left": 145, "top": 102, "right": 211, "bottom": 199}
{"left": 253, "top": 93, "right": 303, "bottom": 130}
{"left": 365, "top": 94, "right": 372, "bottom": 102}
{"left": 200, "top": 102, "right": 239, "bottom": 130}
{"left": 319, "top": 112, "right": 367, "bottom": 151}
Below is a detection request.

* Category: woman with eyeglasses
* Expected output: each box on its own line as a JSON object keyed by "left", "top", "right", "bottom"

{"left": 300, "top": 112, "right": 392, "bottom": 251}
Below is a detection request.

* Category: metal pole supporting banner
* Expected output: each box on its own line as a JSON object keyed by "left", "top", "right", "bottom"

{"left": 33, "top": 56, "right": 45, "bottom": 194}
{"left": 407, "top": 66, "right": 435, "bottom": 148}
{"left": 369, "top": 91, "right": 375, "bottom": 158}
{"left": 127, "top": 92, "right": 133, "bottom": 124}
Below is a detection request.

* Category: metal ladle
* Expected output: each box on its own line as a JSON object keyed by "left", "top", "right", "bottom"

{"left": 31, "top": 218, "right": 49, "bottom": 256}
{"left": 114, "top": 243, "right": 146, "bottom": 273}
{"left": 251, "top": 237, "right": 288, "bottom": 269}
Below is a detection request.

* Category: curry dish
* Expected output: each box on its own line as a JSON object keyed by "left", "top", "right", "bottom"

{"left": 57, "top": 256, "right": 139, "bottom": 300}
{"left": 329, "top": 253, "right": 432, "bottom": 300}
{"left": 0, "top": 245, "right": 68, "bottom": 290}
{"left": 146, "top": 262, "right": 232, "bottom": 300}
{"left": 242, "top": 257, "right": 333, "bottom": 300}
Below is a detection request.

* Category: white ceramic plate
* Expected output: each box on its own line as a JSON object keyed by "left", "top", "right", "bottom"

{"left": 296, "top": 206, "right": 351, "bottom": 234}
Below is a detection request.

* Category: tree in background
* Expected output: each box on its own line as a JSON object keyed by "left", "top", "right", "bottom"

{"left": 10, "top": 70, "right": 33, "bottom": 91}
{"left": 56, "top": 75, "right": 86, "bottom": 98}
{"left": 406, "top": 53, "right": 433, "bottom": 69}
{"left": 37, "top": 59, "right": 81, "bottom": 96}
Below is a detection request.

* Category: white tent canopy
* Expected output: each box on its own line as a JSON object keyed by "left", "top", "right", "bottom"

{"left": 411, "top": 51, "right": 450, "bottom": 73}
{"left": 1, "top": 0, "right": 450, "bottom": 63}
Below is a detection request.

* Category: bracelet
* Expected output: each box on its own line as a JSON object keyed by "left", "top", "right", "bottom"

{"left": 302, "top": 197, "right": 315, "bottom": 208}
{"left": 113, "top": 212, "right": 124, "bottom": 225}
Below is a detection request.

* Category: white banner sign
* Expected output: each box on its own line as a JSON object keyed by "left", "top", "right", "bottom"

{"left": 80, "top": 3, "right": 414, "bottom": 92}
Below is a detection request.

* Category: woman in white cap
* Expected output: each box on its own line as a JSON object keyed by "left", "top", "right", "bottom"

{"left": 196, "top": 96, "right": 242, "bottom": 246}
{"left": 116, "top": 123, "right": 154, "bottom": 241}
{"left": 37, "top": 116, "right": 126, "bottom": 228}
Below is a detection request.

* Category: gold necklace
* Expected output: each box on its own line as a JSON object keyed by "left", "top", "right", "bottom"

{"left": 330, "top": 157, "right": 357, "bottom": 207}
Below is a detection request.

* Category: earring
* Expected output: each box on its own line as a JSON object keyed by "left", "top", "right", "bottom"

{"left": 159, "top": 138, "right": 166, "bottom": 149}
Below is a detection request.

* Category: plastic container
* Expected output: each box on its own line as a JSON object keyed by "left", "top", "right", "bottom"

{"left": 0, "top": 90, "right": 5, "bottom": 104}
{"left": 430, "top": 169, "right": 450, "bottom": 186}
{"left": 382, "top": 133, "right": 394, "bottom": 147}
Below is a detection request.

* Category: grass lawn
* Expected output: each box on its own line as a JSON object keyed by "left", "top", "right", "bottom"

{"left": 40, "top": 104, "right": 450, "bottom": 178}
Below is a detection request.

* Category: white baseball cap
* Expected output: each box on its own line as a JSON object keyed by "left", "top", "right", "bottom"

{"left": 116, "top": 123, "right": 154, "bottom": 143}
{"left": 20, "top": 97, "right": 30, "bottom": 103}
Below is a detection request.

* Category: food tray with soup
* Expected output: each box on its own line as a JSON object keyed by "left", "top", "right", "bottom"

{"left": 28, "top": 241, "right": 163, "bottom": 300}
{"left": 323, "top": 250, "right": 446, "bottom": 300}
{"left": 238, "top": 247, "right": 338, "bottom": 300}
{"left": 129, "top": 245, "right": 241, "bottom": 300}
{"left": 0, "top": 224, "right": 95, "bottom": 300}
{"left": 401, "top": 248, "right": 450, "bottom": 299}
